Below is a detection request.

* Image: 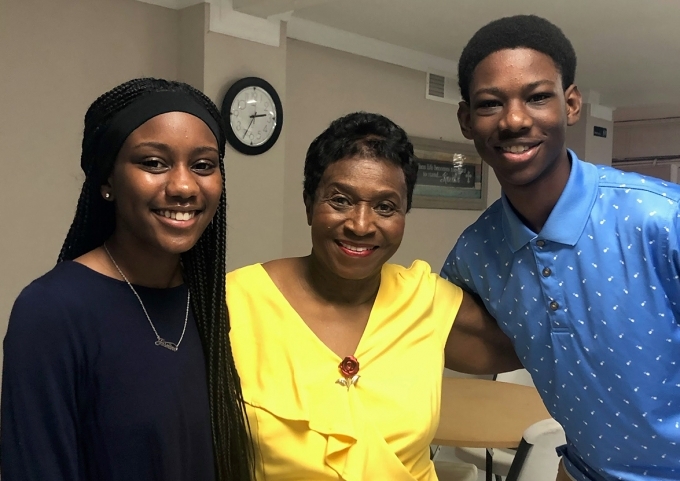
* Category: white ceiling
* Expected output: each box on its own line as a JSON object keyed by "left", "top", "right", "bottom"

{"left": 291, "top": 0, "right": 680, "bottom": 115}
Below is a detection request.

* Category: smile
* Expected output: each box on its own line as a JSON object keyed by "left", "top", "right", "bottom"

{"left": 155, "top": 210, "right": 198, "bottom": 221}
{"left": 496, "top": 142, "right": 541, "bottom": 161}
{"left": 502, "top": 145, "right": 533, "bottom": 154}
{"left": 336, "top": 241, "right": 378, "bottom": 257}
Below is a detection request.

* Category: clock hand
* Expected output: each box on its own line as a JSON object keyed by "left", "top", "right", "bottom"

{"left": 243, "top": 116, "right": 255, "bottom": 139}
{"left": 243, "top": 111, "right": 267, "bottom": 139}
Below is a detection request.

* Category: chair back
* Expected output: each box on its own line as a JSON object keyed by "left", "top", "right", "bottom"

{"left": 506, "top": 418, "right": 565, "bottom": 481}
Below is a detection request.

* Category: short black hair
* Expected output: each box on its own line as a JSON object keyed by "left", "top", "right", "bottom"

{"left": 303, "top": 112, "right": 419, "bottom": 212}
{"left": 458, "top": 15, "right": 577, "bottom": 103}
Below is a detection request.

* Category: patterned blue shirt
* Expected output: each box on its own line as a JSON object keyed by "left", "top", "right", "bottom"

{"left": 441, "top": 152, "right": 680, "bottom": 481}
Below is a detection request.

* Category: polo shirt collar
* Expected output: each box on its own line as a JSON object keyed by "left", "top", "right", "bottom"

{"left": 502, "top": 150, "right": 599, "bottom": 253}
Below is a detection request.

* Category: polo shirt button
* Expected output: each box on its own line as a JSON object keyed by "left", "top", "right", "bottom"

{"left": 550, "top": 300, "right": 559, "bottom": 310}
{"left": 542, "top": 267, "right": 552, "bottom": 277}
{"left": 536, "top": 240, "right": 545, "bottom": 247}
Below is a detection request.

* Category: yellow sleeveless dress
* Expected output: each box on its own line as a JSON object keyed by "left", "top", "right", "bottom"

{"left": 227, "top": 260, "right": 463, "bottom": 481}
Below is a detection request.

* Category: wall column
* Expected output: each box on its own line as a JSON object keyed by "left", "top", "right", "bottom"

{"left": 566, "top": 90, "right": 615, "bottom": 166}
{"left": 176, "top": 2, "right": 288, "bottom": 269}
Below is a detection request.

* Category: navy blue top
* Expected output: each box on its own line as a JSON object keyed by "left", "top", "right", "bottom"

{"left": 442, "top": 152, "right": 680, "bottom": 481}
{"left": 1, "top": 261, "right": 215, "bottom": 481}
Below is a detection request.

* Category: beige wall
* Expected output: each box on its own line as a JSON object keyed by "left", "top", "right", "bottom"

{"left": 0, "top": 0, "right": 179, "bottom": 373}
{"left": 566, "top": 118, "right": 587, "bottom": 161}
{"left": 566, "top": 103, "right": 613, "bottom": 165}
{"left": 611, "top": 118, "right": 680, "bottom": 182}
{"left": 283, "top": 40, "right": 501, "bottom": 269}
{"left": 613, "top": 118, "right": 680, "bottom": 160}
{"left": 203, "top": 25, "right": 288, "bottom": 270}
{"left": 584, "top": 111, "right": 613, "bottom": 166}
{"left": 178, "top": 3, "right": 207, "bottom": 90}
{"left": 616, "top": 163, "right": 677, "bottom": 181}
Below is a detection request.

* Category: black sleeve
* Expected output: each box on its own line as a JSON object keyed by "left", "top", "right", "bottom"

{"left": 1, "top": 283, "right": 83, "bottom": 480}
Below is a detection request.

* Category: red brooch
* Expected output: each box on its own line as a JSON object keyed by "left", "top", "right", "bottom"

{"left": 336, "top": 355, "right": 360, "bottom": 390}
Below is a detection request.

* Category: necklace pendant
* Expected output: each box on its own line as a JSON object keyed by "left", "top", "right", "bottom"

{"left": 155, "top": 338, "right": 179, "bottom": 351}
{"left": 104, "top": 244, "right": 189, "bottom": 353}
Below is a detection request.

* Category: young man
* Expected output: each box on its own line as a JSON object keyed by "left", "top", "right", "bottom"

{"left": 442, "top": 15, "right": 680, "bottom": 481}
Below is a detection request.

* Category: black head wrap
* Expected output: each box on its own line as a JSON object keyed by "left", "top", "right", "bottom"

{"left": 82, "top": 90, "right": 221, "bottom": 180}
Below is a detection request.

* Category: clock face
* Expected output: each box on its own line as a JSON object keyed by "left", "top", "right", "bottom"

{"left": 228, "top": 86, "right": 278, "bottom": 148}
{"left": 221, "top": 77, "right": 283, "bottom": 156}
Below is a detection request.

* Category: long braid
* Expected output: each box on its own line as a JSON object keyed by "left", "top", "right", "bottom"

{"left": 183, "top": 86, "right": 255, "bottom": 479}
{"left": 59, "top": 78, "right": 254, "bottom": 480}
{"left": 59, "top": 78, "right": 169, "bottom": 261}
{"left": 183, "top": 157, "right": 254, "bottom": 479}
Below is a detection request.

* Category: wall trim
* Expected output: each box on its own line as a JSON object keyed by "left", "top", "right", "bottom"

{"left": 614, "top": 116, "right": 680, "bottom": 126}
{"left": 136, "top": 0, "right": 204, "bottom": 9}
{"left": 134, "top": 0, "right": 459, "bottom": 73}
{"left": 232, "top": 0, "right": 333, "bottom": 18}
{"left": 209, "top": 0, "right": 281, "bottom": 46}
{"left": 589, "top": 103, "right": 614, "bottom": 122}
{"left": 286, "top": 17, "right": 458, "bottom": 77}
{"left": 136, "top": 0, "right": 281, "bottom": 46}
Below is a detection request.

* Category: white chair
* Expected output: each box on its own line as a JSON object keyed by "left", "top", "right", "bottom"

{"left": 455, "top": 447, "right": 514, "bottom": 479}
{"left": 505, "top": 418, "right": 566, "bottom": 481}
{"left": 433, "top": 459, "right": 478, "bottom": 481}
{"left": 454, "top": 369, "right": 535, "bottom": 480}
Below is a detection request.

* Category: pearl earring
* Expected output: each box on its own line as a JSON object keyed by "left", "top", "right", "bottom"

{"left": 104, "top": 192, "right": 111, "bottom": 200}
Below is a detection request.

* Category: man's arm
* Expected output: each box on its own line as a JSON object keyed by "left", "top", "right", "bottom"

{"left": 444, "top": 290, "right": 523, "bottom": 374}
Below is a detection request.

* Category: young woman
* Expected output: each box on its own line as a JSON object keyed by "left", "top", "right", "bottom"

{"left": 1, "top": 78, "right": 252, "bottom": 481}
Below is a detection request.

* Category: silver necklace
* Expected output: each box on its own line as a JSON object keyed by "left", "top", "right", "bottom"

{"left": 104, "top": 244, "right": 189, "bottom": 352}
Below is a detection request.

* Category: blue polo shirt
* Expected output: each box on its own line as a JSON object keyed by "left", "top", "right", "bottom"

{"left": 441, "top": 152, "right": 680, "bottom": 481}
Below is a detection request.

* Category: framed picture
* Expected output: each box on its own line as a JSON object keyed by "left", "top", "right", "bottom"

{"left": 410, "top": 136, "right": 489, "bottom": 210}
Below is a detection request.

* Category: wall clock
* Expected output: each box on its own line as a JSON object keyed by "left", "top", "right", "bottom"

{"left": 221, "top": 77, "right": 283, "bottom": 156}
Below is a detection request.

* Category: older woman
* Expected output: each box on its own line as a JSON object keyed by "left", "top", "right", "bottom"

{"left": 227, "top": 112, "right": 520, "bottom": 480}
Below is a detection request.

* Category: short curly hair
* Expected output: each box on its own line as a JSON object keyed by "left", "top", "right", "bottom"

{"left": 458, "top": 15, "right": 577, "bottom": 103}
{"left": 303, "top": 112, "right": 419, "bottom": 212}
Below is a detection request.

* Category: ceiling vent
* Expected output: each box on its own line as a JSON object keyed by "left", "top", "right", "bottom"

{"left": 426, "top": 72, "right": 460, "bottom": 105}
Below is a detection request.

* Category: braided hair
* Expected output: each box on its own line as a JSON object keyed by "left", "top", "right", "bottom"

{"left": 59, "top": 78, "right": 254, "bottom": 480}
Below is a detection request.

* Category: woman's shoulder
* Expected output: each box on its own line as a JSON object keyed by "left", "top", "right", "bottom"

{"left": 382, "top": 260, "right": 462, "bottom": 298}
{"left": 7, "top": 262, "right": 109, "bottom": 344}
{"left": 227, "top": 258, "right": 300, "bottom": 289}
{"left": 382, "top": 259, "right": 437, "bottom": 284}
{"left": 226, "top": 261, "right": 273, "bottom": 290}
{"left": 10, "top": 261, "right": 129, "bottom": 324}
{"left": 227, "top": 262, "right": 264, "bottom": 280}
{"left": 17, "top": 261, "right": 103, "bottom": 302}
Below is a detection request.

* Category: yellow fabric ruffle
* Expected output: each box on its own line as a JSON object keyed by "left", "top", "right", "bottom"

{"left": 228, "top": 261, "right": 463, "bottom": 480}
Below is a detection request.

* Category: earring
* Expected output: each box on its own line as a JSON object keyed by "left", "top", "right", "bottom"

{"left": 104, "top": 192, "right": 111, "bottom": 200}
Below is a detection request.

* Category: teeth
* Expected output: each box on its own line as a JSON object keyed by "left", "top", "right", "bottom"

{"left": 503, "top": 145, "right": 532, "bottom": 154}
{"left": 339, "top": 242, "right": 372, "bottom": 252}
{"left": 159, "top": 210, "right": 195, "bottom": 221}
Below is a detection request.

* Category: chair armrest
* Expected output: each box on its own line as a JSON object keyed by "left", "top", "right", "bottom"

{"left": 523, "top": 418, "right": 564, "bottom": 444}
